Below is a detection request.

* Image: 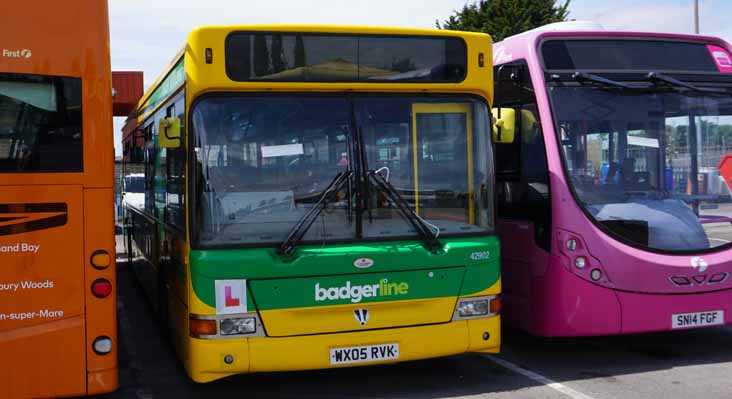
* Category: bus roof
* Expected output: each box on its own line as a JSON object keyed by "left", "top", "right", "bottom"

{"left": 137, "top": 25, "right": 494, "bottom": 119}
{"left": 494, "top": 23, "right": 732, "bottom": 65}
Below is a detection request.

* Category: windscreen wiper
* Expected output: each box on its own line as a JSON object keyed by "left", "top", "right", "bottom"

{"left": 646, "top": 72, "right": 726, "bottom": 94}
{"left": 278, "top": 171, "right": 353, "bottom": 256}
{"left": 572, "top": 72, "right": 634, "bottom": 89}
{"left": 368, "top": 170, "right": 441, "bottom": 253}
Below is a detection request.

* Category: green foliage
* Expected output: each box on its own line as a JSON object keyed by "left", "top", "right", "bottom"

{"left": 437, "top": 0, "right": 571, "bottom": 42}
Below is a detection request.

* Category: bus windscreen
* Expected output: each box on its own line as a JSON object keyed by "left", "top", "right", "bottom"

{"left": 541, "top": 39, "right": 723, "bottom": 73}
{"left": 225, "top": 32, "right": 467, "bottom": 83}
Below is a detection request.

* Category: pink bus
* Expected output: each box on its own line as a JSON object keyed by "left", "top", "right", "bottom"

{"left": 492, "top": 22, "right": 732, "bottom": 336}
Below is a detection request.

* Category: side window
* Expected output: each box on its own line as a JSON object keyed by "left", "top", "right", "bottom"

{"left": 165, "top": 95, "right": 186, "bottom": 231}
{"left": 493, "top": 61, "right": 551, "bottom": 250}
{"left": 0, "top": 73, "right": 83, "bottom": 172}
{"left": 143, "top": 124, "right": 155, "bottom": 214}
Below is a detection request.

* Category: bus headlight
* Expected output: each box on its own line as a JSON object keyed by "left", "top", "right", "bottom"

{"left": 453, "top": 295, "right": 500, "bottom": 320}
{"left": 458, "top": 299, "right": 490, "bottom": 317}
{"left": 220, "top": 317, "right": 256, "bottom": 335}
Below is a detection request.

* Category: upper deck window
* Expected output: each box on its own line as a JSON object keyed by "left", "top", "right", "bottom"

{"left": 0, "top": 73, "right": 82, "bottom": 173}
{"left": 225, "top": 32, "right": 467, "bottom": 83}
{"left": 541, "top": 39, "right": 721, "bottom": 73}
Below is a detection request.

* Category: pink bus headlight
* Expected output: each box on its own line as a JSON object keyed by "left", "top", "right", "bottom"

{"left": 557, "top": 229, "right": 613, "bottom": 287}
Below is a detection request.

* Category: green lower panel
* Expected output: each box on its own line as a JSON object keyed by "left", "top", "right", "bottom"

{"left": 190, "top": 236, "right": 501, "bottom": 310}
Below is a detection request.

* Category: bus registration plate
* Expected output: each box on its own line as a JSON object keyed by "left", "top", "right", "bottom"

{"left": 672, "top": 310, "right": 724, "bottom": 329}
{"left": 330, "top": 343, "right": 399, "bottom": 365}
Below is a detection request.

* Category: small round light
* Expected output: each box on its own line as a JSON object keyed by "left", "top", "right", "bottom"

{"left": 224, "top": 354, "right": 234, "bottom": 364}
{"left": 482, "top": 332, "right": 490, "bottom": 341}
{"left": 220, "top": 319, "right": 235, "bottom": 335}
{"left": 91, "top": 279, "right": 113, "bottom": 298}
{"left": 575, "top": 256, "right": 587, "bottom": 269}
{"left": 591, "top": 269, "right": 602, "bottom": 281}
{"left": 93, "top": 336, "right": 113, "bottom": 355}
{"left": 566, "top": 239, "right": 578, "bottom": 251}
{"left": 90, "top": 250, "right": 111, "bottom": 269}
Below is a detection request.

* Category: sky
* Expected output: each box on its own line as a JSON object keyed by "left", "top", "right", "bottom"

{"left": 109, "top": 0, "right": 732, "bottom": 156}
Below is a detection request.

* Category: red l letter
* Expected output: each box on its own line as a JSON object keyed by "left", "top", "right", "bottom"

{"left": 225, "top": 286, "right": 240, "bottom": 307}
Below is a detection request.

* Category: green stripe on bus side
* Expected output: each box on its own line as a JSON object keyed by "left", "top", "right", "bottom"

{"left": 139, "top": 58, "right": 185, "bottom": 117}
{"left": 189, "top": 236, "right": 500, "bottom": 310}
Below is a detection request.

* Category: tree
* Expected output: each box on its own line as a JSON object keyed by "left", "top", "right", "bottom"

{"left": 437, "top": 0, "right": 570, "bottom": 42}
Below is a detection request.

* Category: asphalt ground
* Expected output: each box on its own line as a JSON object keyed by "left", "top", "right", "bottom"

{"left": 97, "top": 245, "right": 732, "bottom": 399}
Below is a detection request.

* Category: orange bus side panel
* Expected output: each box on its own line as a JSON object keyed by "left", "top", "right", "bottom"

{"left": 0, "top": 186, "right": 86, "bottom": 398}
{"left": 83, "top": 188, "right": 118, "bottom": 395}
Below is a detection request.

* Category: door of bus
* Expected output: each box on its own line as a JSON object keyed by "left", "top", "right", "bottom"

{"left": 412, "top": 103, "right": 475, "bottom": 224}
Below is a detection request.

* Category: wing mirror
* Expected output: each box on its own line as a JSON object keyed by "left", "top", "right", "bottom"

{"left": 159, "top": 117, "right": 182, "bottom": 148}
{"left": 491, "top": 108, "right": 516, "bottom": 144}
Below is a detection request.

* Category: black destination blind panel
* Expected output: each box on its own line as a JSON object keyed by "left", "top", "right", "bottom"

{"left": 541, "top": 39, "right": 732, "bottom": 74}
{"left": 225, "top": 32, "right": 467, "bottom": 83}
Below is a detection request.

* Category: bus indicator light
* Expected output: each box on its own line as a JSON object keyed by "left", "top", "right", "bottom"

{"left": 490, "top": 295, "right": 502, "bottom": 314}
{"left": 190, "top": 317, "right": 217, "bottom": 337}
{"left": 566, "top": 239, "right": 577, "bottom": 251}
{"left": 91, "top": 279, "right": 113, "bottom": 298}
{"left": 91, "top": 250, "right": 111, "bottom": 269}
{"left": 575, "top": 256, "right": 587, "bottom": 269}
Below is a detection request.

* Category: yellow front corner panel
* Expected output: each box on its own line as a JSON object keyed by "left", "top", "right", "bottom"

{"left": 467, "top": 316, "right": 501, "bottom": 353}
{"left": 259, "top": 296, "right": 457, "bottom": 337}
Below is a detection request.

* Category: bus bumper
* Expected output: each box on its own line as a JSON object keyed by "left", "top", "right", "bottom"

{"left": 528, "top": 256, "right": 732, "bottom": 336}
{"left": 186, "top": 316, "right": 500, "bottom": 383}
{"left": 616, "top": 289, "right": 732, "bottom": 334}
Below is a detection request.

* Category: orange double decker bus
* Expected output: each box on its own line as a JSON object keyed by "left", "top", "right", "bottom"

{"left": 0, "top": 0, "right": 118, "bottom": 397}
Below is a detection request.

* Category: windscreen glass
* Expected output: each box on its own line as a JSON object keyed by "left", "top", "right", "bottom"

{"left": 191, "top": 95, "right": 493, "bottom": 247}
{"left": 0, "top": 73, "right": 82, "bottom": 172}
{"left": 357, "top": 97, "right": 493, "bottom": 238}
{"left": 550, "top": 86, "right": 732, "bottom": 252}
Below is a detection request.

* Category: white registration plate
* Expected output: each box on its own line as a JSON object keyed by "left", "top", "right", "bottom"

{"left": 672, "top": 310, "right": 724, "bottom": 329}
{"left": 329, "top": 343, "right": 399, "bottom": 365}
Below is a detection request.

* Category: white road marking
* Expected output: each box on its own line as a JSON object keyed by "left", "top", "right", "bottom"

{"left": 484, "top": 355, "right": 597, "bottom": 399}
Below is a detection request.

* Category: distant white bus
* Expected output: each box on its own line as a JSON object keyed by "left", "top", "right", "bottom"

{"left": 122, "top": 173, "right": 145, "bottom": 210}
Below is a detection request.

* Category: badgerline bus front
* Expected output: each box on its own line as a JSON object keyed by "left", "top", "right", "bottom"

{"left": 492, "top": 24, "right": 732, "bottom": 336}
{"left": 0, "top": 0, "right": 117, "bottom": 397}
{"left": 123, "top": 26, "right": 500, "bottom": 382}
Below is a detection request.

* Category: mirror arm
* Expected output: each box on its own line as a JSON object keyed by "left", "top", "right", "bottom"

{"left": 497, "top": 107, "right": 502, "bottom": 142}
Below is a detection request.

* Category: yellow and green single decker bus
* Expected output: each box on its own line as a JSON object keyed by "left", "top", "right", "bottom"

{"left": 123, "top": 25, "right": 500, "bottom": 383}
